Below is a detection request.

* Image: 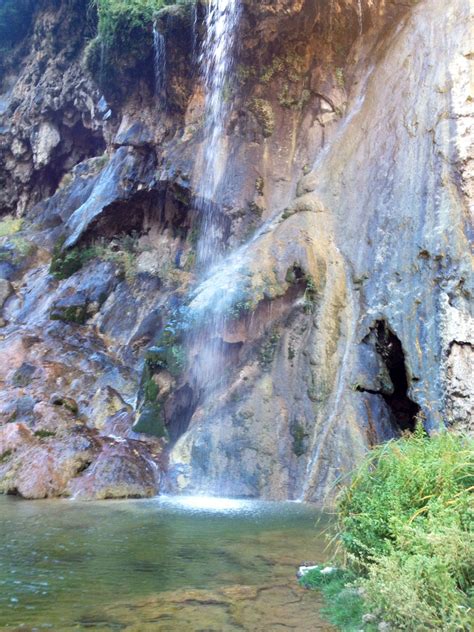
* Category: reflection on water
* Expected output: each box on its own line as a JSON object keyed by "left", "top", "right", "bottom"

{"left": 0, "top": 495, "right": 333, "bottom": 630}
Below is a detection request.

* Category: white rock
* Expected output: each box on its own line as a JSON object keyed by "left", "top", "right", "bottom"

{"left": 31, "top": 122, "right": 61, "bottom": 168}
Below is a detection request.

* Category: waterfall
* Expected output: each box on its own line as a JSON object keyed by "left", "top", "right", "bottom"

{"left": 195, "top": 0, "right": 241, "bottom": 266}
{"left": 187, "top": 0, "right": 242, "bottom": 395}
{"left": 153, "top": 22, "right": 166, "bottom": 96}
{"left": 356, "top": 0, "right": 363, "bottom": 36}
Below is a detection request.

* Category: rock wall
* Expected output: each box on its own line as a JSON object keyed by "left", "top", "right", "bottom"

{"left": 0, "top": 0, "right": 472, "bottom": 501}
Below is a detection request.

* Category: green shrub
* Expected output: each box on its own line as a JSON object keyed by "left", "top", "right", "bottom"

{"left": 86, "top": 0, "right": 192, "bottom": 96}
{"left": 361, "top": 522, "right": 473, "bottom": 630}
{"left": 93, "top": 0, "right": 170, "bottom": 47}
{"left": 300, "top": 567, "right": 369, "bottom": 632}
{"left": 50, "top": 241, "right": 99, "bottom": 280}
{"left": 338, "top": 427, "right": 473, "bottom": 564}
{"left": 50, "top": 233, "right": 140, "bottom": 281}
{"left": 310, "top": 429, "right": 474, "bottom": 630}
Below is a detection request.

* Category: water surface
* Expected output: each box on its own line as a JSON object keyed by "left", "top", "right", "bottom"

{"left": 0, "top": 495, "right": 333, "bottom": 630}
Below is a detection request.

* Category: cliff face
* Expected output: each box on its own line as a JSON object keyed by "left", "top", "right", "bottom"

{"left": 0, "top": 0, "right": 472, "bottom": 501}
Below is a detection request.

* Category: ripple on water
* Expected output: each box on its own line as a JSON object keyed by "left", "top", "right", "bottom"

{"left": 0, "top": 495, "right": 334, "bottom": 630}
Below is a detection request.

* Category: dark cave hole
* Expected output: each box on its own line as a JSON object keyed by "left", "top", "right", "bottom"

{"left": 374, "top": 320, "right": 420, "bottom": 433}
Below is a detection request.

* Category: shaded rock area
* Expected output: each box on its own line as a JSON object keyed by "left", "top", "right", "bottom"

{"left": 0, "top": 0, "right": 472, "bottom": 501}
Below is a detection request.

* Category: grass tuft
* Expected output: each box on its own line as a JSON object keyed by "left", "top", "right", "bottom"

{"left": 303, "top": 427, "right": 474, "bottom": 630}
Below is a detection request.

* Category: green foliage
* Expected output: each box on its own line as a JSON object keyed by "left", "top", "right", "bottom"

{"left": 306, "top": 429, "right": 473, "bottom": 631}
{"left": 0, "top": 216, "right": 23, "bottom": 237}
{"left": 0, "top": 450, "right": 12, "bottom": 464}
{"left": 50, "top": 232, "right": 140, "bottom": 282}
{"left": 50, "top": 305, "right": 89, "bottom": 325}
{"left": 146, "top": 336, "right": 186, "bottom": 378}
{"left": 300, "top": 567, "right": 370, "bottom": 632}
{"left": 0, "top": 234, "right": 35, "bottom": 266}
{"left": 335, "top": 67, "right": 345, "bottom": 89}
{"left": 338, "top": 427, "right": 473, "bottom": 564}
{"left": 361, "top": 523, "right": 473, "bottom": 630}
{"left": 92, "top": 0, "right": 166, "bottom": 47}
{"left": 290, "top": 422, "right": 308, "bottom": 457}
{"left": 133, "top": 402, "right": 166, "bottom": 437}
{"left": 34, "top": 430, "right": 57, "bottom": 439}
{"left": 50, "top": 241, "right": 98, "bottom": 280}
{"left": 228, "top": 299, "right": 253, "bottom": 320}
{"left": 340, "top": 429, "right": 474, "bottom": 630}
{"left": 259, "top": 328, "right": 280, "bottom": 369}
{"left": 247, "top": 98, "right": 275, "bottom": 138}
{"left": 303, "top": 274, "right": 317, "bottom": 313}
{"left": 86, "top": 0, "right": 192, "bottom": 96}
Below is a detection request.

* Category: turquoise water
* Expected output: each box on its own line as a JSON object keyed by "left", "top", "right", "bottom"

{"left": 0, "top": 495, "right": 332, "bottom": 630}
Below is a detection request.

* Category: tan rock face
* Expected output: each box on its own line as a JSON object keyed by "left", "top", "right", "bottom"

{"left": 0, "top": 0, "right": 471, "bottom": 502}
{"left": 68, "top": 439, "right": 160, "bottom": 500}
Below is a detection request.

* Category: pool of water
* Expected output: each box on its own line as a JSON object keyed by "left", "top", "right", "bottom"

{"left": 0, "top": 495, "right": 334, "bottom": 631}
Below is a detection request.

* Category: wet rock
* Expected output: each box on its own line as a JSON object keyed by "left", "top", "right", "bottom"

{"left": 90, "top": 386, "right": 132, "bottom": 430}
{"left": 63, "top": 147, "right": 157, "bottom": 248}
{"left": 33, "top": 401, "right": 79, "bottom": 433}
{"left": 0, "top": 278, "right": 12, "bottom": 307}
{"left": 11, "top": 362, "right": 38, "bottom": 388}
{"left": 49, "top": 260, "right": 117, "bottom": 324}
{"left": 115, "top": 118, "right": 154, "bottom": 147}
{"left": 446, "top": 342, "right": 474, "bottom": 433}
{"left": 31, "top": 122, "right": 61, "bottom": 169}
{"left": 101, "top": 409, "right": 136, "bottom": 439}
{"left": 0, "top": 0, "right": 471, "bottom": 505}
{"left": 132, "top": 403, "right": 166, "bottom": 438}
{"left": 0, "top": 423, "right": 35, "bottom": 457}
{"left": 50, "top": 394, "right": 79, "bottom": 415}
{"left": 101, "top": 581, "right": 333, "bottom": 631}
{"left": 68, "top": 440, "right": 160, "bottom": 500}
{"left": 0, "top": 431, "right": 98, "bottom": 499}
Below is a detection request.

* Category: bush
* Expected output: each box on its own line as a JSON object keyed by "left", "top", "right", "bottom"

{"left": 86, "top": 0, "right": 192, "bottom": 97}
{"left": 302, "top": 429, "right": 474, "bottom": 630}
{"left": 300, "top": 567, "right": 369, "bottom": 632}
{"left": 93, "top": 0, "right": 170, "bottom": 47}
{"left": 338, "top": 427, "right": 473, "bottom": 564}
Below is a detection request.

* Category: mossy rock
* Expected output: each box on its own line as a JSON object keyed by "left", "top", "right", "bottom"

{"left": 248, "top": 98, "right": 275, "bottom": 138}
{"left": 145, "top": 343, "right": 185, "bottom": 378}
{"left": 132, "top": 403, "right": 167, "bottom": 437}
{"left": 50, "top": 305, "right": 89, "bottom": 325}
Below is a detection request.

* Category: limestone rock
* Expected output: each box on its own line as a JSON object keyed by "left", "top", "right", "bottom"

{"left": 31, "top": 122, "right": 61, "bottom": 169}
{"left": 68, "top": 440, "right": 160, "bottom": 500}
{"left": 0, "top": 278, "right": 12, "bottom": 308}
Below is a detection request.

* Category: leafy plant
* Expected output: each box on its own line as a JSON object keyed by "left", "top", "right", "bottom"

{"left": 300, "top": 567, "right": 370, "bottom": 632}
{"left": 304, "top": 428, "right": 474, "bottom": 630}
{"left": 50, "top": 232, "right": 140, "bottom": 282}
{"left": 338, "top": 426, "right": 473, "bottom": 564}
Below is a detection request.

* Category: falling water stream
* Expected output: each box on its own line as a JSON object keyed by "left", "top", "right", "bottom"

{"left": 195, "top": 0, "right": 241, "bottom": 265}
{"left": 153, "top": 22, "right": 166, "bottom": 96}
{"left": 187, "top": 0, "right": 242, "bottom": 393}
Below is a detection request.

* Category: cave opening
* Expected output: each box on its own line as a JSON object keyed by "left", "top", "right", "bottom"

{"left": 374, "top": 320, "right": 420, "bottom": 433}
